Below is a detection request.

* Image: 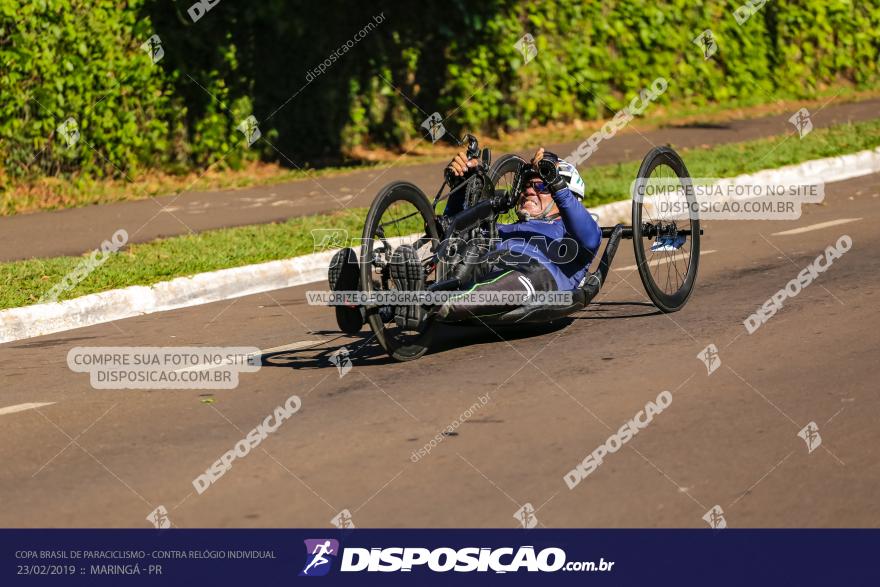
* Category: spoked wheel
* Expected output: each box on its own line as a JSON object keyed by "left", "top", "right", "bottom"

{"left": 488, "top": 153, "right": 526, "bottom": 229}
{"left": 632, "top": 147, "right": 701, "bottom": 312}
{"left": 360, "top": 181, "right": 440, "bottom": 361}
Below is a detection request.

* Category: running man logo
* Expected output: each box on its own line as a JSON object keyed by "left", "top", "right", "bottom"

{"left": 513, "top": 33, "right": 538, "bottom": 66}
{"left": 798, "top": 421, "right": 822, "bottom": 453}
{"left": 789, "top": 108, "right": 813, "bottom": 138}
{"left": 692, "top": 29, "right": 718, "bottom": 60}
{"left": 140, "top": 34, "right": 164, "bottom": 64}
{"left": 330, "top": 509, "right": 356, "bottom": 529}
{"left": 300, "top": 539, "right": 339, "bottom": 577}
{"left": 237, "top": 115, "right": 261, "bottom": 147}
{"left": 146, "top": 505, "right": 171, "bottom": 529}
{"left": 311, "top": 229, "right": 349, "bottom": 251}
{"left": 513, "top": 503, "right": 538, "bottom": 529}
{"left": 702, "top": 505, "right": 727, "bottom": 529}
{"left": 329, "top": 347, "right": 353, "bottom": 378}
{"left": 56, "top": 117, "right": 80, "bottom": 148}
{"left": 697, "top": 344, "right": 721, "bottom": 375}
{"left": 420, "top": 112, "right": 446, "bottom": 144}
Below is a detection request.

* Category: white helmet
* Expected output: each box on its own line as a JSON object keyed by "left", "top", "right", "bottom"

{"left": 557, "top": 159, "right": 585, "bottom": 199}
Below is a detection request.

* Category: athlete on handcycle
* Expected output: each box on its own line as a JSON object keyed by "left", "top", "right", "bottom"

{"left": 329, "top": 147, "right": 624, "bottom": 331}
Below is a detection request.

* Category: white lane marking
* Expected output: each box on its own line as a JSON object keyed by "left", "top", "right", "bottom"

{"left": 0, "top": 402, "right": 55, "bottom": 416}
{"left": 173, "top": 339, "right": 328, "bottom": 373}
{"left": 772, "top": 218, "right": 862, "bottom": 236}
{"left": 615, "top": 250, "right": 716, "bottom": 272}
{"left": 258, "top": 340, "right": 329, "bottom": 354}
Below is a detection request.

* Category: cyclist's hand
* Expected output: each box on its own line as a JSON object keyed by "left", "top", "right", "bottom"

{"left": 531, "top": 147, "right": 565, "bottom": 192}
{"left": 447, "top": 151, "right": 479, "bottom": 177}
{"left": 531, "top": 147, "right": 545, "bottom": 166}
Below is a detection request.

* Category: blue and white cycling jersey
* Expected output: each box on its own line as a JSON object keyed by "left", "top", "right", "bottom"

{"left": 494, "top": 186, "right": 602, "bottom": 290}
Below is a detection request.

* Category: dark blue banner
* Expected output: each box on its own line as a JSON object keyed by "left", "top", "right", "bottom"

{"left": 3, "top": 529, "right": 878, "bottom": 586}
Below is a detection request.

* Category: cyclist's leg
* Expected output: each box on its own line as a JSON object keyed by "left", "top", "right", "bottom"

{"left": 438, "top": 257, "right": 555, "bottom": 322}
{"left": 449, "top": 237, "right": 495, "bottom": 284}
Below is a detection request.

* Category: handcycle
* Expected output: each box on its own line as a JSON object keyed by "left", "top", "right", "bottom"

{"left": 343, "top": 135, "right": 702, "bottom": 361}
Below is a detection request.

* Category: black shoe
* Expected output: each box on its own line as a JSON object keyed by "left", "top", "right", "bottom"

{"left": 389, "top": 245, "right": 425, "bottom": 330}
{"left": 598, "top": 224, "right": 624, "bottom": 285}
{"left": 328, "top": 248, "right": 364, "bottom": 335}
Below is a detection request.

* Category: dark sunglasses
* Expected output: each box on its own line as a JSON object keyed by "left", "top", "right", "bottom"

{"left": 521, "top": 179, "right": 549, "bottom": 194}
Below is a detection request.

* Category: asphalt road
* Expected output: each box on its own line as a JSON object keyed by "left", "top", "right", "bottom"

{"left": 1, "top": 171, "right": 877, "bottom": 528}
{"left": 1, "top": 97, "right": 878, "bottom": 261}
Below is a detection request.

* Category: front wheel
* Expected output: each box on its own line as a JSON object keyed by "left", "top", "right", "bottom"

{"left": 360, "top": 182, "right": 440, "bottom": 361}
{"left": 631, "top": 147, "right": 701, "bottom": 313}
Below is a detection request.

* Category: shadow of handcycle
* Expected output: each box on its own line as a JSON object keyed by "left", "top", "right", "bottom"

{"left": 261, "top": 300, "right": 658, "bottom": 372}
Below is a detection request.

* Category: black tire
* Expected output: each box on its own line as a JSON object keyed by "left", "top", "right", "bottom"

{"left": 488, "top": 153, "right": 526, "bottom": 228}
{"left": 632, "top": 147, "right": 700, "bottom": 312}
{"left": 360, "top": 182, "right": 440, "bottom": 361}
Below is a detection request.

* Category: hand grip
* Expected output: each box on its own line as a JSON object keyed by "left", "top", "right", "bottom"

{"left": 464, "top": 134, "right": 479, "bottom": 160}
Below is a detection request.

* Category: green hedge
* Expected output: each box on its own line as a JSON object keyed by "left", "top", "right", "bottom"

{"left": 425, "top": 0, "right": 880, "bottom": 133}
{"left": 1, "top": 0, "right": 175, "bottom": 179}
{"left": 1, "top": 0, "right": 878, "bottom": 184}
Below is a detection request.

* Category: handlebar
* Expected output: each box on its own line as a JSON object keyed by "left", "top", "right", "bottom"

{"left": 441, "top": 198, "right": 494, "bottom": 237}
{"left": 443, "top": 166, "right": 456, "bottom": 186}
{"left": 465, "top": 134, "right": 480, "bottom": 160}
{"left": 443, "top": 134, "right": 483, "bottom": 185}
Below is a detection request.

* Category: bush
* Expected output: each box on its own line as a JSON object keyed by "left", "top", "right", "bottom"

{"left": 1, "top": 0, "right": 878, "bottom": 184}
{"left": 0, "top": 0, "right": 177, "bottom": 179}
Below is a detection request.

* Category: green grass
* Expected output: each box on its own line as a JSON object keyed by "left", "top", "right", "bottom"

{"left": 0, "top": 209, "right": 367, "bottom": 309}
{"left": 2, "top": 118, "right": 880, "bottom": 311}
{"left": 582, "top": 116, "right": 880, "bottom": 207}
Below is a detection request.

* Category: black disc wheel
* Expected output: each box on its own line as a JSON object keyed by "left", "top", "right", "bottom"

{"left": 360, "top": 182, "right": 440, "bottom": 361}
{"left": 631, "top": 146, "right": 701, "bottom": 312}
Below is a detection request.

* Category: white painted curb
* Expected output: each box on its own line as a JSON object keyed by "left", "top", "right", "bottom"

{"left": 0, "top": 236, "right": 411, "bottom": 345}
{"left": 0, "top": 251, "right": 334, "bottom": 344}
{"left": 726, "top": 146, "right": 880, "bottom": 187}
{"left": 3, "top": 147, "right": 879, "bottom": 344}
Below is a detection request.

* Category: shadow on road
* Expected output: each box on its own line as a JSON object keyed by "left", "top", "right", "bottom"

{"left": 259, "top": 332, "right": 393, "bottom": 371}
{"left": 576, "top": 300, "right": 662, "bottom": 320}
{"left": 261, "top": 301, "right": 659, "bottom": 371}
